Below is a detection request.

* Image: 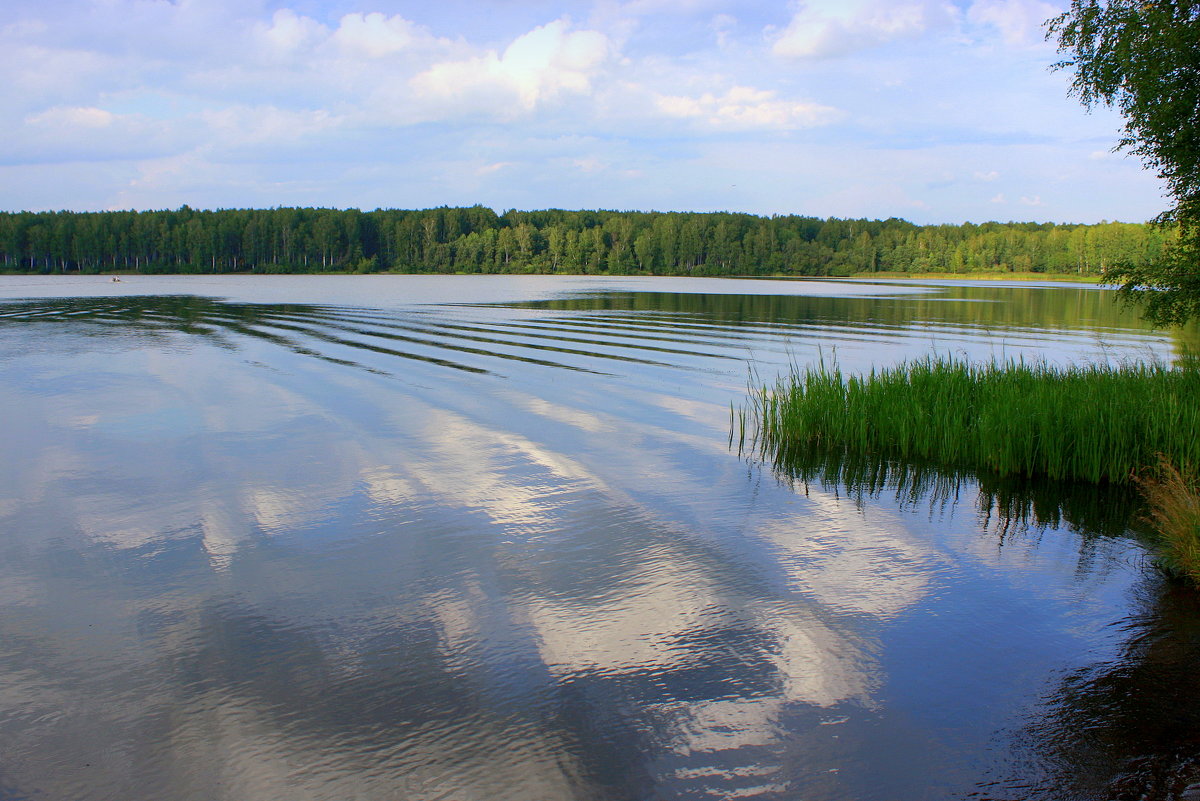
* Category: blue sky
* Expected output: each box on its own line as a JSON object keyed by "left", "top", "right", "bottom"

{"left": 0, "top": 0, "right": 1168, "bottom": 223}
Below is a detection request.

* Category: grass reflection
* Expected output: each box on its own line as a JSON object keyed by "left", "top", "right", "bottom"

{"left": 748, "top": 443, "right": 1147, "bottom": 554}
{"left": 748, "top": 442, "right": 1200, "bottom": 796}
{"left": 492, "top": 283, "right": 1196, "bottom": 345}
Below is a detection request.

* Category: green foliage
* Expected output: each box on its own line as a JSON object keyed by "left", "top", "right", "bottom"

{"left": 1049, "top": 1, "right": 1200, "bottom": 220}
{"left": 0, "top": 206, "right": 1174, "bottom": 278}
{"left": 748, "top": 356, "right": 1200, "bottom": 485}
{"left": 1108, "top": 226, "right": 1200, "bottom": 325}
{"left": 1048, "top": 1, "right": 1200, "bottom": 323}
{"left": 1138, "top": 458, "right": 1200, "bottom": 583}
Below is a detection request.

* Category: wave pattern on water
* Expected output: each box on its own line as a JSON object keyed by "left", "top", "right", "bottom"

{"left": 0, "top": 283, "right": 1183, "bottom": 385}
{"left": 0, "top": 280, "right": 1194, "bottom": 801}
{"left": 0, "top": 296, "right": 755, "bottom": 378}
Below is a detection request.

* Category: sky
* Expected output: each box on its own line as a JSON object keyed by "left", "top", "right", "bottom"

{"left": 0, "top": 0, "right": 1169, "bottom": 224}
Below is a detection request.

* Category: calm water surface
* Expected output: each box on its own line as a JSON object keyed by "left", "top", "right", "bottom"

{"left": 1, "top": 275, "right": 1198, "bottom": 801}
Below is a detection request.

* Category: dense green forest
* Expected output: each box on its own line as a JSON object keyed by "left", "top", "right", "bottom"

{"left": 0, "top": 206, "right": 1175, "bottom": 277}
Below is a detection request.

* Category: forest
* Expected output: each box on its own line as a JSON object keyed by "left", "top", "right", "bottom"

{"left": 0, "top": 205, "right": 1174, "bottom": 277}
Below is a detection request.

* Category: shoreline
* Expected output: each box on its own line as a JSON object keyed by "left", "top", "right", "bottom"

{"left": 0, "top": 269, "right": 1109, "bottom": 284}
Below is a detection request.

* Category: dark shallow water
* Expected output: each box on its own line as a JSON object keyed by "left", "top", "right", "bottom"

{"left": 0, "top": 275, "right": 1197, "bottom": 801}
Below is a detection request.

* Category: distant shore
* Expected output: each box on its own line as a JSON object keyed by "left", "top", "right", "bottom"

{"left": 842, "top": 271, "right": 1104, "bottom": 283}
{"left": 1, "top": 207, "right": 1167, "bottom": 279}
{"left": 0, "top": 269, "right": 1109, "bottom": 284}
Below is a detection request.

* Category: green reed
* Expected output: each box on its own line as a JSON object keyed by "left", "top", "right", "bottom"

{"left": 1138, "top": 459, "right": 1200, "bottom": 582}
{"left": 747, "top": 355, "right": 1200, "bottom": 485}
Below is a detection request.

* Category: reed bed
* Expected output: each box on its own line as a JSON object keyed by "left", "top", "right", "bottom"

{"left": 1139, "top": 459, "right": 1200, "bottom": 581}
{"left": 742, "top": 355, "right": 1200, "bottom": 581}
{"left": 745, "top": 356, "right": 1200, "bottom": 485}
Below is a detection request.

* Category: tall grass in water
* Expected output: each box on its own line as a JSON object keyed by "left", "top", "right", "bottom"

{"left": 1139, "top": 459, "right": 1200, "bottom": 581}
{"left": 745, "top": 355, "right": 1200, "bottom": 582}
{"left": 749, "top": 356, "right": 1200, "bottom": 485}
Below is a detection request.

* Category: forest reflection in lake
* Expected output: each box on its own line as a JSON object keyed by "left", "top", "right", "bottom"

{"left": 0, "top": 275, "right": 1196, "bottom": 800}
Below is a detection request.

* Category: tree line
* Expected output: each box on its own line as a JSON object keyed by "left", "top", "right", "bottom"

{"left": 0, "top": 205, "right": 1174, "bottom": 277}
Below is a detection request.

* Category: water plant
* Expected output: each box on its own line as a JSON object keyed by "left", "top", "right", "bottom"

{"left": 743, "top": 355, "right": 1200, "bottom": 581}
{"left": 746, "top": 355, "right": 1199, "bottom": 485}
{"left": 1138, "top": 459, "right": 1200, "bottom": 582}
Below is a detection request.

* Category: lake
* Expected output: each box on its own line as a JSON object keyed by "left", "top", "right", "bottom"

{"left": 1, "top": 275, "right": 1197, "bottom": 800}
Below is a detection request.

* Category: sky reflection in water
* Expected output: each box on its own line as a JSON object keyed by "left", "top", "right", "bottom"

{"left": 0, "top": 276, "right": 1196, "bottom": 801}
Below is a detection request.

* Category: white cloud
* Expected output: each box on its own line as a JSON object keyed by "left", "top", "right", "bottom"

{"left": 331, "top": 12, "right": 423, "bottom": 58}
{"left": 966, "top": 0, "right": 1060, "bottom": 46}
{"left": 573, "top": 156, "right": 606, "bottom": 172}
{"left": 14, "top": 105, "right": 190, "bottom": 164}
{"left": 0, "top": 42, "right": 124, "bottom": 112}
{"left": 710, "top": 13, "right": 737, "bottom": 47}
{"left": 122, "top": 152, "right": 215, "bottom": 197}
{"left": 1, "top": 19, "right": 48, "bottom": 38}
{"left": 26, "top": 106, "right": 115, "bottom": 129}
{"left": 477, "top": 161, "right": 514, "bottom": 175}
{"left": 412, "top": 20, "right": 610, "bottom": 114}
{"left": 0, "top": 0, "right": 1169, "bottom": 224}
{"left": 257, "top": 9, "right": 327, "bottom": 56}
{"left": 250, "top": 9, "right": 450, "bottom": 73}
{"left": 617, "top": 0, "right": 724, "bottom": 15}
{"left": 1020, "top": 194, "right": 1044, "bottom": 206}
{"left": 990, "top": 192, "right": 1006, "bottom": 203}
{"left": 200, "top": 106, "right": 338, "bottom": 146}
{"left": 656, "top": 86, "right": 841, "bottom": 130}
{"left": 772, "top": 0, "right": 957, "bottom": 60}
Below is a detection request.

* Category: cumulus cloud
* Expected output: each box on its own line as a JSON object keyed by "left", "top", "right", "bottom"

{"left": 250, "top": 9, "right": 452, "bottom": 72}
{"left": 656, "top": 86, "right": 841, "bottom": 130}
{"left": 772, "top": 0, "right": 958, "bottom": 59}
{"left": 412, "top": 20, "right": 610, "bottom": 115}
{"left": 0, "top": 0, "right": 1167, "bottom": 223}
{"left": 257, "top": 9, "right": 327, "bottom": 56}
{"left": 331, "top": 12, "right": 423, "bottom": 57}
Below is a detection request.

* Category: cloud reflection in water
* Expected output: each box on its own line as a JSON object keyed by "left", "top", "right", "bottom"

{"left": 0, "top": 282, "right": 1190, "bottom": 800}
